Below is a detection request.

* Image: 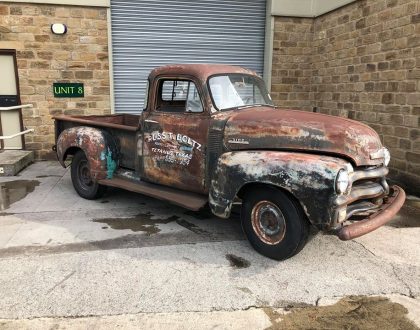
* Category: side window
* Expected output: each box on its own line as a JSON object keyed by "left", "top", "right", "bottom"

{"left": 157, "top": 79, "right": 203, "bottom": 113}
{"left": 186, "top": 83, "right": 203, "bottom": 113}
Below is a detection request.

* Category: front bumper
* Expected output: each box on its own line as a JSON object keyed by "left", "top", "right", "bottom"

{"left": 336, "top": 185, "right": 405, "bottom": 240}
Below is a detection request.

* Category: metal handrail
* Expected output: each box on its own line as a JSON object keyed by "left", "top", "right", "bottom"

{"left": 0, "top": 104, "right": 33, "bottom": 111}
{"left": 0, "top": 104, "right": 35, "bottom": 140}
{"left": 0, "top": 129, "right": 35, "bottom": 140}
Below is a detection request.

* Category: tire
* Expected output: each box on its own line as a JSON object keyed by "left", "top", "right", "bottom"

{"left": 241, "top": 186, "right": 309, "bottom": 260}
{"left": 71, "top": 150, "right": 107, "bottom": 200}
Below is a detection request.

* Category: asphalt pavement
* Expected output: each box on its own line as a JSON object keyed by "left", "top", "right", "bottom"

{"left": 0, "top": 161, "right": 418, "bottom": 328}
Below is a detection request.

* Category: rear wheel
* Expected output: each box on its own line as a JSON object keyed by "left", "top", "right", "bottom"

{"left": 241, "top": 186, "right": 309, "bottom": 260}
{"left": 71, "top": 150, "right": 106, "bottom": 199}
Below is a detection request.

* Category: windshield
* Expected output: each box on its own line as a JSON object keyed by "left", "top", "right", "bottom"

{"left": 208, "top": 74, "right": 274, "bottom": 111}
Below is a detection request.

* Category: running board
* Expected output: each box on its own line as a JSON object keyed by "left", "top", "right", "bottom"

{"left": 98, "top": 177, "right": 208, "bottom": 211}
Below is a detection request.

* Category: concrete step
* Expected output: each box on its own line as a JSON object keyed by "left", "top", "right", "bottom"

{"left": 0, "top": 150, "right": 34, "bottom": 176}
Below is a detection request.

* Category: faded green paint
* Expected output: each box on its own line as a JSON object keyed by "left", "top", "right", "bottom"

{"left": 107, "top": 149, "right": 117, "bottom": 179}
{"left": 100, "top": 148, "right": 117, "bottom": 179}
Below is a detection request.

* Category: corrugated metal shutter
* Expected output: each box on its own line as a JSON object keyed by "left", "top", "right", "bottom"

{"left": 110, "top": 0, "right": 267, "bottom": 113}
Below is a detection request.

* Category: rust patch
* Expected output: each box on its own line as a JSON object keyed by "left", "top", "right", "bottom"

{"left": 53, "top": 114, "right": 139, "bottom": 131}
{"left": 148, "top": 64, "right": 257, "bottom": 87}
{"left": 142, "top": 113, "right": 210, "bottom": 193}
{"left": 338, "top": 186, "right": 405, "bottom": 240}
{"left": 221, "top": 106, "right": 384, "bottom": 167}
{"left": 56, "top": 126, "right": 118, "bottom": 180}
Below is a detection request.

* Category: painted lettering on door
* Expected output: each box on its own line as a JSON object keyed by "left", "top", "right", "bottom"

{"left": 146, "top": 131, "right": 202, "bottom": 166}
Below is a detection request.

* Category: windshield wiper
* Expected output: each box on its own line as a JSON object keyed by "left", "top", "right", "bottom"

{"left": 236, "top": 104, "right": 272, "bottom": 110}
{"left": 219, "top": 104, "right": 274, "bottom": 111}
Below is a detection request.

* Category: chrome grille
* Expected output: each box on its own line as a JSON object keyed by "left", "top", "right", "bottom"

{"left": 336, "top": 165, "right": 389, "bottom": 222}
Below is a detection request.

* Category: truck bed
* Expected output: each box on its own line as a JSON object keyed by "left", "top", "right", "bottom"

{"left": 54, "top": 114, "right": 140, "bottom": 169}
{"left": 53, "top": 114, "right": 140, "bottom": 131}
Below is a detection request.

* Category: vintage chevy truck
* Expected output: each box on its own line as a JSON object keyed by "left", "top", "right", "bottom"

{"left": 53, "top": 64, "right": 405, "bottom": 260}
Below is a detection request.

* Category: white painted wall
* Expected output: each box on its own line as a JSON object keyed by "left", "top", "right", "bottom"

{"left": 314, "top": 0, "right": 357, "bottom": 16}
{"left": 271, "top": 0, "right": 356, "bottom": 17}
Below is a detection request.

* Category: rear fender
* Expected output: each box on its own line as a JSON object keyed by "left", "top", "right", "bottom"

{"left": 209, "top": 151, "right": 349, "bottom": 227}
{"left": 56, "top": 126, "right": 118, "bottom": 180}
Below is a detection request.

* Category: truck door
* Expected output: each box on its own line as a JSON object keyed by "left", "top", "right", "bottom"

{"left": 142, "top": 78, "right": 209, "bottom": 194}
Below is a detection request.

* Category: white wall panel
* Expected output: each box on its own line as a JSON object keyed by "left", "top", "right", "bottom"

{"left": 271, "top": 0, "right": 356, "bottom": 17}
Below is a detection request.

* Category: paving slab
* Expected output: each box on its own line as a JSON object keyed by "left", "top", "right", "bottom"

{"left": 0, "top": 309, "right": 272, "bottom": 330}
{"left": 0, "top": 150, "right": 34, "bottom": 176}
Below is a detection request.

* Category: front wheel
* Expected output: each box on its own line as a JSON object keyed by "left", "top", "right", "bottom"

{"left": 71, "top": 150, "right": 106, "bottom": 199}
{"left": 241, "top": 186, "right": 309, "bottom": 260}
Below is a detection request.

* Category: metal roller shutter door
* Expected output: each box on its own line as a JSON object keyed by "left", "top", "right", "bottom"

{"left": 110, "top": 0, "right": 267, "bottom": 114}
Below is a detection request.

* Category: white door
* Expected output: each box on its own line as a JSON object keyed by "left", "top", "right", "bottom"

{"left": 0, "top": 51, "right": 23, "bottom": 150}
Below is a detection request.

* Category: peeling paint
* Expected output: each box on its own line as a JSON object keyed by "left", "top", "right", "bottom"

{"left": 209, "top": 151, "right": 348, "bottom": 226}
{"left": 217, "top": 107, "right": 384, "bottom": 167}
{"left": 56, "top": 126, "right": 118, "bottom": 181}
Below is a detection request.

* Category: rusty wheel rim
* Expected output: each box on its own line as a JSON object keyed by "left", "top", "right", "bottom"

{"left": 77, "top": 159, "right": 93, "bottom": 189}
{"left": 251, "top": 201, "right": 286, "bottom": 245}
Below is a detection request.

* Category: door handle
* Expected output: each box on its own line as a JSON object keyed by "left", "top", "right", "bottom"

{"left": 145, "top": 119, "right": 159, "bottom": 124}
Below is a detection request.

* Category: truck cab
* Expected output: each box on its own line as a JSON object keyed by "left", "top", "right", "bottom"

{"left": 54, "top": 64, "right": 405, "bottom": 260}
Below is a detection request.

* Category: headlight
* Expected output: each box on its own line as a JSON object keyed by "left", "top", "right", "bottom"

{"left": 336, "top": 169, "right": 350, "bottom": 194}
{"left": 383, "top": 148, "right": 391, "bottom": 166}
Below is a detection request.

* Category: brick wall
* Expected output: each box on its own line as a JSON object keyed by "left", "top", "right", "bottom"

{"left": 272, "top": 0, "right": 420, "bottom": 194}
{"left": 271, "top": 17, "right": 314, "bottom": 111}
{"left": 0, "top": 3, "right": 111, "bottom": 159}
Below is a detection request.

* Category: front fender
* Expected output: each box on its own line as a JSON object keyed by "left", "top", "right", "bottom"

{"left": 56, "top": 126, "right": 118, "bottom": 180}
{"left": 209, "top": 151, "right": 349, "bottom": 227}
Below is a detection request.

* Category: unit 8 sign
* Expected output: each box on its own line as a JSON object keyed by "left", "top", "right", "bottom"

{"left": 53, "top": 83, "right": 84, "bottom": 98}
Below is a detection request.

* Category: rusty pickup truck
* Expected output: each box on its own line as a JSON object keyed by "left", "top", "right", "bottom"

{"left": 53, "top": 64, "right": 405, "bottom": 260}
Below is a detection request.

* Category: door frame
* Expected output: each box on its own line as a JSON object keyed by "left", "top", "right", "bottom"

{"left": 0, "top": 49, "right": 24, "bottom": 149}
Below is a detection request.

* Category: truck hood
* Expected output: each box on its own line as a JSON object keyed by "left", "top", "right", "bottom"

{"left": 217, "top": 107, "right": 384, "bottom": 167}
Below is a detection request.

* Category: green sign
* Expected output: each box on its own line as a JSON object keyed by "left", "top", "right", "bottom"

{"left": 53, "top": 83, "right": 84, "bottom": 98}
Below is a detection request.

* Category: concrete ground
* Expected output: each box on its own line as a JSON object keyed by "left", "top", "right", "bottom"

{"left": 0, "top": 161, "right": 419, "bottom": 328}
